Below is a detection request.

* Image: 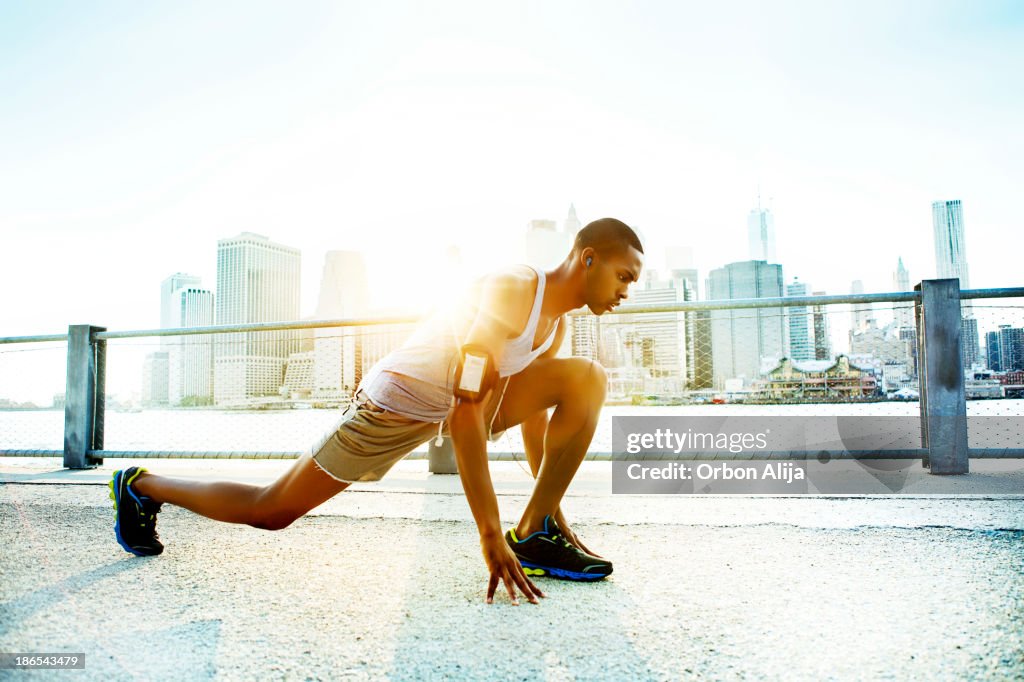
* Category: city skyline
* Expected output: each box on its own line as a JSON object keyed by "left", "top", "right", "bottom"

{"left": 10, "top": 195, "right": 1008, "bottom": 337}
{"left": 141, "top": 196, "right": 995, "bottom": 322}
{"left": 2, "top": 190, "right": 1009, "bottom": 405}
{"left": 5, "top": 2, "right": 1023, "bottom": 342}
{"left": 3, "top": 2, "right": 1022, "bottom": 404}
{"left": 0, "top": 199, "right": 1015, "bottom": 403}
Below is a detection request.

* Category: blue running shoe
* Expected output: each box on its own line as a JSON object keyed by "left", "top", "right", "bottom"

{"left": 504, "top": 515, "right": 612, "bottom": 581}
{"left": 109, "top": 467, "right": 163, "bottom": 556}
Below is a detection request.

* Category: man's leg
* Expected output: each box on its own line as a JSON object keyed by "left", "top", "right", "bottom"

{"left": 132, "top": 453, "right": 350, "bottom": 530}
{"left": 488, "top": 356, "right": 607, "bottom": 538}
{"left": 519, "top": 409, "right": 546, "bottom": 478}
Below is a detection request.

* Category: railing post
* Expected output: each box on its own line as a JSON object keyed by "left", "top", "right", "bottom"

{"left": 916, "top": 280, "right": 968, "bottom": 474}
{"left": 64, "top": 324, "right": 105, "bottom": 469}
{"left": 428, "top": 437, "right": 458, "bottom": 474}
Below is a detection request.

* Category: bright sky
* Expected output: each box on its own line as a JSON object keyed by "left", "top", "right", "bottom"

{"left": 2, "top": 1, "right": 1022, "bottom": 403}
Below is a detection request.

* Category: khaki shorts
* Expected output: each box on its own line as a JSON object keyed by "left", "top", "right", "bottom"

{"left": 310, "top": 382, "right": 509, "bottom": 483}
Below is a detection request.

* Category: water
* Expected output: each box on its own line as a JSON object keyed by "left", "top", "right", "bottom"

{"left": 2, "top": 400, "right": 1020, "bottom": 454}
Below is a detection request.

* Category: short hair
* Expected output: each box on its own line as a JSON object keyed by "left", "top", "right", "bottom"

{"left": 572, "top": 218, "right": 644, "bottom": 257}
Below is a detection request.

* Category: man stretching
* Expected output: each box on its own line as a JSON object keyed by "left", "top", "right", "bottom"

{"left": 110, "top": 218, "right": 644, "bottom": 605}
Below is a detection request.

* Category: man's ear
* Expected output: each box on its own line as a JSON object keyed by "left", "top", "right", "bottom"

{"left": 581, "top": 248, "right": 596, "bottom": 269}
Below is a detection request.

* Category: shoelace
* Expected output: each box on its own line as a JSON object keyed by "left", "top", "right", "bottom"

{"left": 138, "top": 502, "right": 162, "bottom": 537}
{"left": 550, "top": 533, "right": 575, "bottom": 550}
{"left": 141, "top": 515, "right": 160, "bottom": 540}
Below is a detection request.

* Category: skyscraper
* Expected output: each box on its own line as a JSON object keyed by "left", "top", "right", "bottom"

{"left": 899, "top": 326, "right": 918, "bottom": 379}
{"left": 599, "top": 325, "right": 624, "bottom": 368}
{"left": 812, "top": 290, "right": 833, "bottom": 361}
{"left": 563, "top": 203, "right": 582, "bottom": 235}
{"left": 667, "top": 267, "right": 701, "bottom": 389}
{"left": 570, "top": 315, "right": 599, "bottom": 361}
{"left": 214, "top": 232, "right": 301, "bottom": 403}
{"left": 987, "top": 330, "right": 1001, "bottom": 371}
{"left": 932, "top": 200, "right": 971, "bottom": 289}
{"left": 850, "top": 280, "right": 872, "bottom": 334}
{"left": 998, "top": 326, "right": 1024, "bottom": 372}
{"left": 933, "top": 199, "right": 976, "bottom": 355}
{"left": 786, "top": 278, "right": 814, "bottom": 361}
{"left": 747, "top": 206, "right": 776, "bottom": 262}
{"left": 632, "top": 281, "right": 683, "bottom": 384}
{"left": 167, "top": 287, "right": 214, "bottom": 405}
{"left": 707, "top": 260, "right": 786, "bottom": 387}
{"left": 156, "top": 272, "right": 203, "bottom": 406}
{"left": 933, "top": 198, "right": 974, "bottom": 319}
{"left": 664, "top": 247, "right": 703, "bottom": 389}
{"left": 313, "top": 251, "right": 368, "bottom": 401}
{"left": 160, "top": 273, "right": 201, "bottom": 332}
{"left": 892, "top": 257, "right": 914, "bottom": 330}
{"left": 961, "top": 318, "right": 980, "bottom": 369}
{"left": 142, "top": 351, "right": 169, "bottom": 406}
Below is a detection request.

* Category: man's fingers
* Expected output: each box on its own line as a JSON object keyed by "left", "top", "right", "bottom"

{"left": 503, "top": 571, "right": 520, "bottom": 605}
{"left": 485, "top": 554, "right": 545, "bottom": 605}
{"left": 524, "top": 574, "right": 545, "bottom": 599}
{"left": 511, "top": 567, "right": 540, "bottom": 604}
{"left": 487, "top": 573, "right": 498, "bottom": 604}
{"left": 570, "top": 533, "right": 603, "bottom": 559}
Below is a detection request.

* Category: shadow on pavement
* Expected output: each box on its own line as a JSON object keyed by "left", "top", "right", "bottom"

{"left": 0, "top": 559, "right": 145, "bottom": 637}
{"left": 385, "top": 484, "right": 662, "bottom": 680}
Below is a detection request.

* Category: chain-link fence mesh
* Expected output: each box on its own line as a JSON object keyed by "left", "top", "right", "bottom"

{"left": 963, "top": 298, "right": 1024, "bottom": 449}
{"left": 4, "top": 292, "right": 1021, "bottom": 459}
{"left": 0, "top": 340, "right": 68, "bottom": 451}
{"left": 482, "top": 300, "right": 927, "bottom": 459}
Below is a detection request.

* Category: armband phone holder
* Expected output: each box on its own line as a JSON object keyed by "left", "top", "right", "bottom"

{"left": 454, "top": 344, "right": 495, "bottom": 402}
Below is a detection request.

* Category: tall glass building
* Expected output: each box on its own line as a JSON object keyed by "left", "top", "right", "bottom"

{"left": 932, "top": 199, "right": 976, "bottom": 353}
{"left": 214, "top": 232, "right": 301, "bottom": 404}
{"left": 786, "top": 278, "right": 814, "bottom": 362}
{"left": 313, "top": 250, "right": 368, "bottom": 401}
{"left": 892, "top": 257, "right": 914, "bottom": 330}
{"left": 167, "top": 287, "right": 214, "bottom": 405}
{"left": 932, "top": 200, "right": 971, "bottom": 289}
{"left": 707, "top": 260, "right": 786, "bottom": 387}
{"left": 747, "top": 207, "right": 776, "bottom": 262}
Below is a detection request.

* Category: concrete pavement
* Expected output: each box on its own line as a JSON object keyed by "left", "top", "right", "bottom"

{"left": 1, "top": 459, "right": 1022, "bottom": 680}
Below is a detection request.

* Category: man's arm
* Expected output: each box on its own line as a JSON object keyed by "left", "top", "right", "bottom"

{"left": 449, "top": 273, "right": 543, "bottom": 605}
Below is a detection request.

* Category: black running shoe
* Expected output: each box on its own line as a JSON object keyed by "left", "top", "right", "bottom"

{"left": 504, "top": 515, "right": 612, "bottom": 581}
{"left": 109, "top": 467, "right": 164, "bottom": 556}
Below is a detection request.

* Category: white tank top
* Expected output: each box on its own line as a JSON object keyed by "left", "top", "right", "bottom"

{"left": 360, "top": 266, "right": 559, "bottom": 420}
{"left": 495, "top": 267, "right": 559, "bottom": 377}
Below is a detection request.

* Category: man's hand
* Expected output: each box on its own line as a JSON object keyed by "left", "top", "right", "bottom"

{"left": 553, "top": 508, "right": 604, "bottom": 558}
{"left": 480, "top": 533, "right": 545, "bottom": 605}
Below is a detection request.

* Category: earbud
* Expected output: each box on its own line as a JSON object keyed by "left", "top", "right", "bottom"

{"left": 586, "top": 257, "right": 593, "bottom": 267}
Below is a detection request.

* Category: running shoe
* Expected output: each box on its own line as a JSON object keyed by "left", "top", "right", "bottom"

{"left": 504, "top": 515, "right": 612, "bottom": 581}
{"left": 109, "top": 467, "right": 164, "bottom": 556}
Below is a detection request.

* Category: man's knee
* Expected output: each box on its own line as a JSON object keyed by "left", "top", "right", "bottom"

{"left": 250, "top": 512, "right": 299, "bottom": 531}
{"left": 588, "top": 360, "right": 608, "bottom": 393}
{"left": 564, "top": 357, "right": 607, "bottom": 402}
{"left": 248, "top": 491, "right": 302, "bottom": 531}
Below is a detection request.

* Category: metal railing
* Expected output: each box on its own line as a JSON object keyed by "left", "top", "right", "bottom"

{"left": 2, "top": 280, "right": 1022, "bottom": 474}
